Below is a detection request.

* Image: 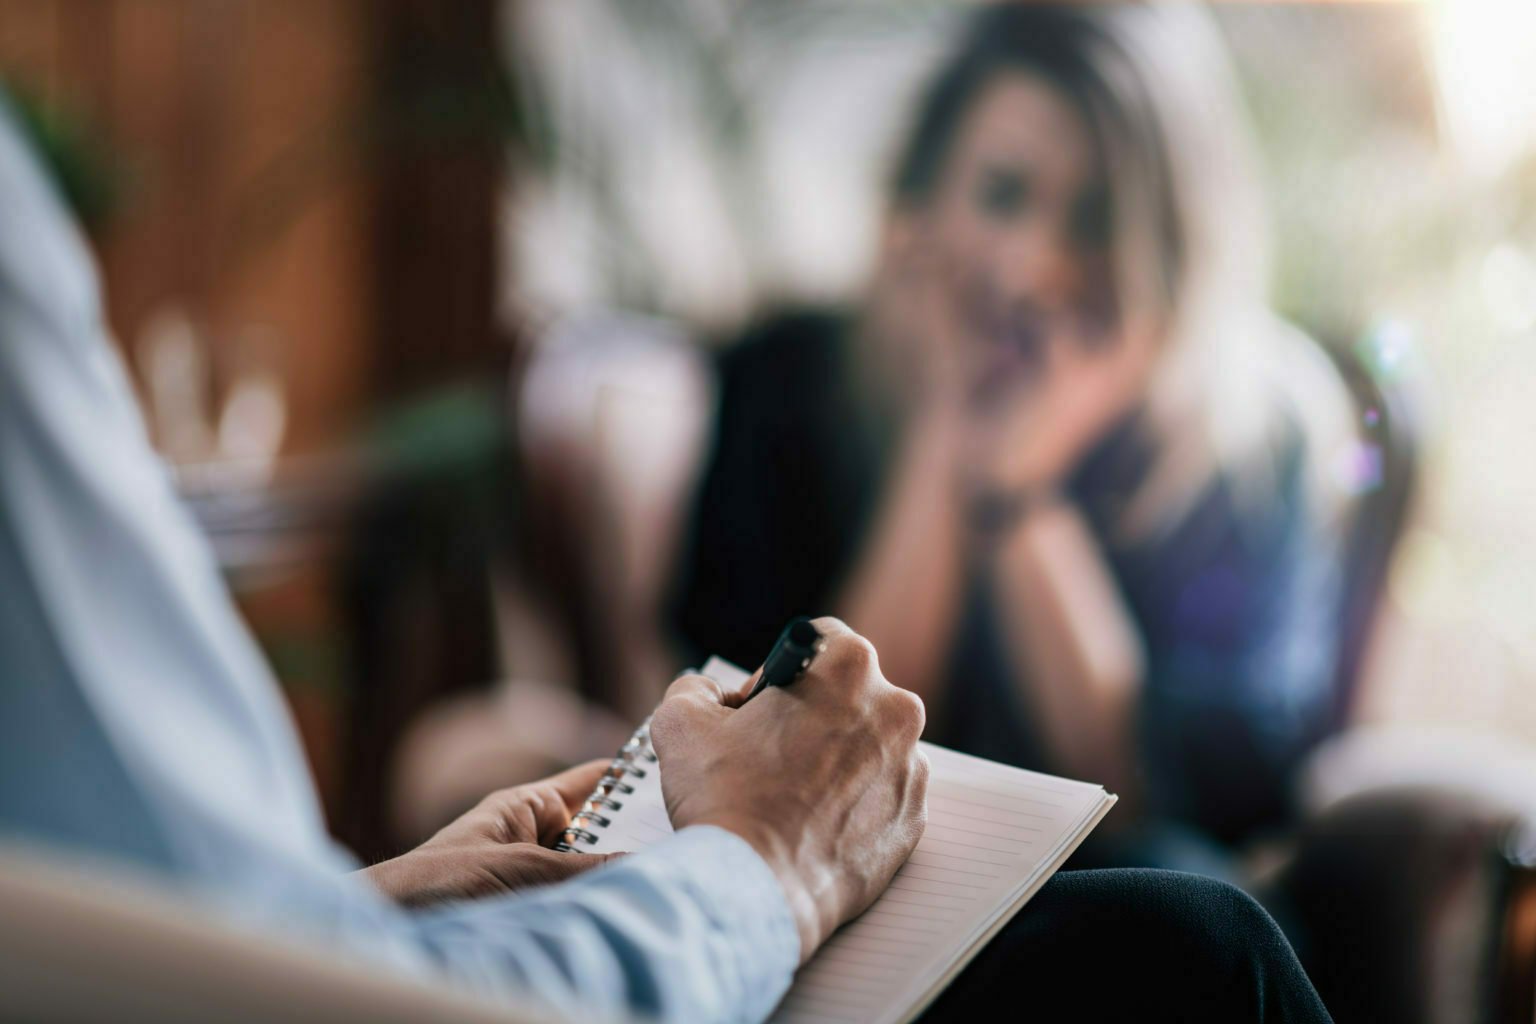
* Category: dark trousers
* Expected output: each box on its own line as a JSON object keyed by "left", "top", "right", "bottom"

{"left": 924, "top": 869, "right": 1333, "bottom": 1023}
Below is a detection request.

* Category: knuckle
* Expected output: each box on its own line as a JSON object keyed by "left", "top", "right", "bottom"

{"left": 661, "top": 673, "right": 701, "bottom": 702}
{"left": 893, "top": 688, "right": 926, "bottom": 734}
{"left": 649, "top": 701, "right": 682, "bottom": 749}
{"left": 909, "top": 804, "right": 929, "bottom": 846}
{"left": 809, "top": 615, "right": 849, "bottom": 636}
{"left": 907, "top": 752, "right": 932, "bottom": 830}
{"left": 903, "top": 749, "right": 927, "bottom": 792}
{"left": 831, "top": 633, "right": 878, "bottom": 675}
{"left": 877, "top": 686, "right": 925, "bottom": 741}
{"left": 806, "top": 620, "right": 888, "bottom": 690}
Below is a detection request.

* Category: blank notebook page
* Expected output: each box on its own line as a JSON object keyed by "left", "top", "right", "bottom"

{"left": 579, "top": 658, "right": 1116, "bottom": 1024}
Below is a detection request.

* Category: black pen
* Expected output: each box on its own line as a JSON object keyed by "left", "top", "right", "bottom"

{"left": 744, "top": 616, "right": 826, "bottom": 702}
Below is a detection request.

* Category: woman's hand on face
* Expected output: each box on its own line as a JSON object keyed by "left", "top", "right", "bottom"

{"left": 864, "top": 221, "right": 1159, "bottom": 495}
{"left": 861, "top": 224, "right": 972, "bottom": 423}
{"left": 968, "top": 313, "right": 1159, "bottom": 495}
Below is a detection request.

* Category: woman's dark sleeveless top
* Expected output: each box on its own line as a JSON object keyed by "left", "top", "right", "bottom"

{"left": 668, "top": 311, "right": 1344, "bottom": 844}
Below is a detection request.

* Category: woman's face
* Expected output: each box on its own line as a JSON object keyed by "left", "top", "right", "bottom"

{"left": 899, "top": 71, "right": 1119, "bottom": 405}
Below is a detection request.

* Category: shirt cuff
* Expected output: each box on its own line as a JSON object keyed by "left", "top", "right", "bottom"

{"left": 634, "top": 824, "right": 801, "bottom": 1016}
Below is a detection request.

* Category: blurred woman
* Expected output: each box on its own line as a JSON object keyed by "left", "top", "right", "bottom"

{"left": 670, "top": 4, "right": 1353, "bottom": 863}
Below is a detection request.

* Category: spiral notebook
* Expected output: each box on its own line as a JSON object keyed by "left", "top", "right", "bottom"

{"left": 558, "top": 657, "right": 1116, "bottom": 1024}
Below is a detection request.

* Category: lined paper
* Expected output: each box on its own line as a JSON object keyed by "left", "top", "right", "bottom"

{"left": 577, "top": 658, "right": 1115, "bottom": 1024}
{"left": 586, "top": 742, "right": 672, "bottom": 851}
{"left": 772, "top": 743, "right": 1109, "bottom": 1024}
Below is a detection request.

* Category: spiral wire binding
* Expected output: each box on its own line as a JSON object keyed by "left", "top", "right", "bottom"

{"left": 556, "top": 714, "right": 659, "bottom": 852}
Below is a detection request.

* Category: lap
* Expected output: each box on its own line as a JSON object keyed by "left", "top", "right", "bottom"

{"left": 920, "top": 869, "right": 1331, "bottom": 1024}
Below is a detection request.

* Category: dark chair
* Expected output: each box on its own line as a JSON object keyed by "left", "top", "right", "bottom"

{"left": 1278, "top": 328, "right": 1536, "bottom": 1022}
{"left": 1277, "top": 788, "right": 1534, "bottom": 1024}
{"left": 1315, "top": 325, "right": 1423, "bottom": 737}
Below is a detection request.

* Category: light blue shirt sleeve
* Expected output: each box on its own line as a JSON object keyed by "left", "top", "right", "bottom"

{"left": 0, "top": 94, "right": 798, "bottom": 1024}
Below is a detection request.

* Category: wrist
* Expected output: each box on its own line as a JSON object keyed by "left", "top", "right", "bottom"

{"left": 904, "top": 401, "right": 968, "bottom": 465}
{"left": 359, "top": 849, "right": 431, "bottom": 905}
{"left": 693, "top": 813, "right": 825, "bottom": 963}
{"left": 967, "top": 483, "right": 1066, "bottom": 542}
{"left": 904, "top": 408, "right": 977, "bottom": 508}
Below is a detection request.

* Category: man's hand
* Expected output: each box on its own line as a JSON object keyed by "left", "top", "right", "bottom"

{"left": 650, "top": 618, "right": 930, "bottom": 963}
{"left": 361, "top": 760, "right": 621, "bottom": 907}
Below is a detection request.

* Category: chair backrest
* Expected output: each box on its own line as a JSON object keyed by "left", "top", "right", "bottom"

{"left": 0, "top": 845, "right": 575, "bottom": 1024}
{"left": 1289, "top": 726, "right": 1536, "bottom": 1024}
{"left": 1493, "top": 836, "right": 1536, "bottom": 1024}
{"left": 1315, "top": 328, "right": 1422, "bottom": 734}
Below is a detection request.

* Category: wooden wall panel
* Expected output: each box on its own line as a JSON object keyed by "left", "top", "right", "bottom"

{"left": 0, "top": 0, "right": 509, "bottom": 845}
{"left": 0, "top": 0, "right": 375, "bottom": 455}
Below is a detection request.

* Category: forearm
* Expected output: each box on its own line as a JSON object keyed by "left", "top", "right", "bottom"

{"left": 991, "top": 501, "right": 1144, "bottom": 805}
{"left": 837, "top": 413, "right": 968, "bottom": 706}
{"left": 406, "top": 826, "right": 798, "bottom": 1024}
